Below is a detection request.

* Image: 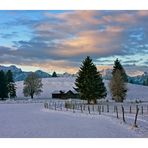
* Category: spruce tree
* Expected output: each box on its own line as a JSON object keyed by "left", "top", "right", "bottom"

{"left": 0, "top": 70, "right": 8, "bottom": 100}
{"left": 52, "top": 71, "right": 57, "bottom": 77}
{"left": 109, "top": 60, "right": 127, "bottom": 102}
{"left": 6, "top": 70, "right": 14, "bottom": 83}
{"left": 7, "top": 82, "right": 17, "bottom": 99}
{"left": 112, "top": 59, "right": 128, "bottom": 82}
{"left": 75, "top": 56, "right": 107, "bottom": 104}
{"left": 6, "top": 70, "right": 16, "bottom": 99}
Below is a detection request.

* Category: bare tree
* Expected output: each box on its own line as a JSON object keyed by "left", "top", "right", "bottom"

{"left": 23, "top": 72, "right": 43, "bottom": 99}
{"left": 109, "top": 69, "right": 127, "bottom": 102}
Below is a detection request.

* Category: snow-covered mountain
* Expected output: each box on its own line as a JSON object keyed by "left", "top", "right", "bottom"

{"left": 0, "top": 65, "right": 77, "bottom": 81}
{"left": 57, "top": 72, "right": 76, "bottom": 77}
{"left": 100, "top": 69, "right": 112, "bottom": 80}
{"left": 128, "top": 72, "right": 148, "bottom": 85}
{"left": 0, "top": 65, "right": 22, "bottom": 73}
{"left": 100, "top": 68, "right": 148, "bottom": 85}
{"left": 0, "top": 65, "right": 51, "bottom": 81}
{"left": 0, "top": 65, "right": 147, "bottom": 85}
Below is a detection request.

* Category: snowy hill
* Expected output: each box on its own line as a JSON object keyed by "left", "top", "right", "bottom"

{"left": 16, "top": 77, "right": 148, "bottom": 101}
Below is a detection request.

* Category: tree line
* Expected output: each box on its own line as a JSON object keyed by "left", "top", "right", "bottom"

{"left": 0, "top": 56, "right": 147, "bottom": 101}
{"left": 0, "top": 70, "right": 43, "bottom": 100}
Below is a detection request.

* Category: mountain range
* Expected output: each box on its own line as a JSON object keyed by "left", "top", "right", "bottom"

{"left": 0, "top": 65, "right": 147, "bottom": 85}
{"left": 99, "top": 69, "right": 148, "bottom": 85}
{"left": 0, "top": 65, "right": 51, "bottom": 81}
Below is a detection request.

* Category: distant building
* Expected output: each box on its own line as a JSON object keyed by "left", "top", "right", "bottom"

{"left": 52, "top": 90, "right": 79, "bottom": 99}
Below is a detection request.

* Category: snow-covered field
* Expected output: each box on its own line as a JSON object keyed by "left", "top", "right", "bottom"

{"left": 0, "top": 103, "right": 141, "bottom": 138}
{"left": 0, "top": 77, "right": 145, "bottom": 138}
{"left": 16, "top": 77, "right": 148, "bottom": 101}
{"left": 16, "top": 77, "right": 76, "bottom": 99}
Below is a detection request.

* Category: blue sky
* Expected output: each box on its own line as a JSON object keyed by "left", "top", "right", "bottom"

{"left": 0, "top": 10, "right": 148, "bottom": 75}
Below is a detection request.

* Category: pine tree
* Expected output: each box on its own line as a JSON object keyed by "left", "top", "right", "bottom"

{"left": 6, "top": 70, "right": 16, "bottom": 98}
{"left": 109, "top": 60, "right": 127, "bottom": 102}
{"left": 112, "top": 59, "right": 128, "bottom": 82}
{"left": 0, "top": 70, "right": 8, "bottom": 100}
{"left": 23, "top": 72, "right": 43, "bottom": 99}
{"left": 75, "top": 56, "right": 107, "bottom": 104}
{"left": 52, "top": 71, "right": 57, "bottom": 77}
{"left": 7, "top": 82, "right": 17, "bottom": 99}
{"left": 6, "top": 70, "right": 14, "bottom": 83}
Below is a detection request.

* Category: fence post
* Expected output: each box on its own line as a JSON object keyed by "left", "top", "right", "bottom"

{"left": 55, "top": 102, "right": 56, "bottom": 110}
{"left": 49, "top": 101, "right": 50, "bottom": 109}
{"left": 73, "top": 104, "right": 75, "bottom": 113}
{"left": 102, "top": 105, "right": 104, "bottom": 112}
{"left": 51, "top": 102, "right": 53, "bottom": 110}
{"left": 88, "top": 105, "right": 90, "bottom": 114}
{"left": 107, "top": 104, "right": 109, "bottom": 113}
{"left": 115, "top": 106, "right": 119, "bottom": 119}
{"left": 114, "top": 106, "right": 116, "bottom": 112}
{"left": 76, "top": 104, "right": 78, "bottom": 110}
{"left": 133, "top": 105, "right": 139, "bottom": 127}
{"left": 65, "top": 102, "right": 68, "bottom": 111}
{"left": 92, "top": 105, "right": 94, "bottom": 112}
{"left": 50, "top": 102, "right": 52, "bottom": 110}
{"left": 121, "top": 105, "right": 126, "bottom": 122}
{"left": 129, "top": 106, "right": 132, "bottom": 113}
{"left": 81, "top": 104, "right": 83, "bottom": 113}
{"left": 48, "top": 102, "right": 50, "bottom": 109}
{"left": 44, "top": 102, "right": 46, "bottom": 108}
{"left": 60, "top": 103, "right": 62, "bottom": 111}
{"left": 98, "top": 105, "right": 101, "bottom": 115}
{"left": 83, "top": 104, "right": 86, "bottom": 111}
{"left": 141, "top": 106, "right": 143, "bottom": 115}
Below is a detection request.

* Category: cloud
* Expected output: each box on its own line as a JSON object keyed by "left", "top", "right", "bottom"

{"left": 51, "top": 29, "right": 124, "bottom": 58}
{"left": 32, "top": 11, "right": 148, "bottom": 59}
{"left": 0, "top": 10, "right": 148, "bottom": 75}
{"left": 0, "top": 46, "right": 12, "bottom": 55}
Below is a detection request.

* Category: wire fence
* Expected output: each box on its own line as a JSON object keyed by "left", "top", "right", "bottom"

{"left": 44, "top": 99, "right": 148, "bottom": 127}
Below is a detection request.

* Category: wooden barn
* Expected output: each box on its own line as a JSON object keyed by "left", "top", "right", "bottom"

{"left": 52, "top": 90, "right": 79, "bottom": 99}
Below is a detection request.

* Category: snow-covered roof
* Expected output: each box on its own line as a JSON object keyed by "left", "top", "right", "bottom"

{"left": 52, "top": 90, "right": 66, "bottom": 94}
{"left": 52, "top": 89, "right": 78, "bottom": 94}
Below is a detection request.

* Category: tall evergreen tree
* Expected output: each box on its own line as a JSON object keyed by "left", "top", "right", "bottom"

{"left": 112, "top": 59, "right": 128, "bottom": 82}
{"left": 52, "top": 71, "right": 57, "bottom": 77}
{"left": 75, "top": 56, "right": 107, "bottom": 104}
{"left": 109, "top": 60, "right": 127, "bottom": 102}
{"left": 6, "top": 70, "right": 14, "bottom": 83}
{"left": 0, "top": 70, "right": 8, "bottom": 100}
{"left": 7, "top": 82, "right": 17, "bottom": 98}
{"left": 6, "top": 70, "right": 16, "bottom": 98}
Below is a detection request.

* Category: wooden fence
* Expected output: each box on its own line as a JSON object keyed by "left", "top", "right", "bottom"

{"left": 44, "top": 100, "right": 148, "bottom": 127}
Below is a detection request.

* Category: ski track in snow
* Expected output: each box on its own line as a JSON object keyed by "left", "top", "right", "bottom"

{"left": 0, "top": 103, "right": 141, "bottom": 138}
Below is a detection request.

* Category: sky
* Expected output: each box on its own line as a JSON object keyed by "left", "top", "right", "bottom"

{"left": 0, "top": 10, "right": 148, "bottom": 76}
